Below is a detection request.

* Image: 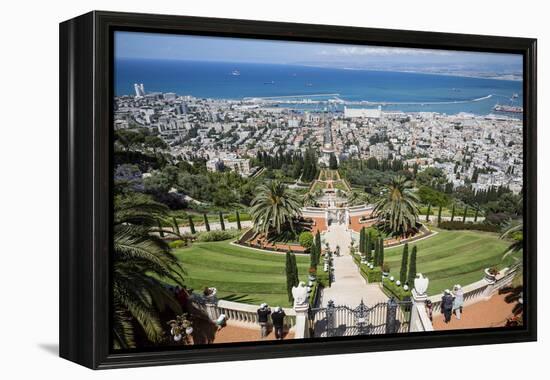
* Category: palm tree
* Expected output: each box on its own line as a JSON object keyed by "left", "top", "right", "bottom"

{"left": 112, "top": 196, "right": 185, "bottom": 349}
{"left": 348, "top": 190, "right": 370, "bottom": 206}
{"left": 501, "top": 221, "right": 523, "bottom": 259}
{"left": 250, "top": 181, "right": 302, "bottom": 236}
{"left": 302, "top": 191, "right": 317, "bottom": 207}
{"left": 499, "top": 221, "right": 524, "bottom": 320}
{"left": 373, "top": 175, "right": 419, "bottom": 237}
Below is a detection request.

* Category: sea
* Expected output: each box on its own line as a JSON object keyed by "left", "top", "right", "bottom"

{"left": 115, "top": 59, "right": 523, "bottom": 117}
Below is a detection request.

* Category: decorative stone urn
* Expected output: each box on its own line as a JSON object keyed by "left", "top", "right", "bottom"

{"left": 484, "top": 268, "right": 498, "bottom": 283}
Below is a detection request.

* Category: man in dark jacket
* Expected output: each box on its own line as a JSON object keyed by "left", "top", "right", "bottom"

{"left": 257, "top": 303, "right": 271, "bottom": 338}
{"left": 441, "top": 289, "right": 454, "bottom": 323}
{"left": 271, "top": 306, "right": 286, "bottom": 340}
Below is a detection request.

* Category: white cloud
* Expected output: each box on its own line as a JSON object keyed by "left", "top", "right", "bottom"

{"left": 320, "top": 46, "right": 453, "bottom": 56}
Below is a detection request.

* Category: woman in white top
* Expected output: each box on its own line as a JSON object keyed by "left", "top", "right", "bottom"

{"left": 452, "top": 285, "right": 464, "bottom": 320}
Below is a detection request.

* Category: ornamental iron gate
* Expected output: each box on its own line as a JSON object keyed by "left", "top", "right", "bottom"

{"left": 308, "top": 298, "right": 412, "bottom": 337}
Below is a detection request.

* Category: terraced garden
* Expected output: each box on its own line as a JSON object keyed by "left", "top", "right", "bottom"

{"left": 173, "top": 240, "right": 310, "bottom": 307}
{"left": 384, "top": 228, "right": 517, "bottom": 295}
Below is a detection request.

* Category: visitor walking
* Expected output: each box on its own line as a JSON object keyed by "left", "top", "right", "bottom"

{"left": 425, "top": 300, "right": 433, "bottom": 322}
{"left": 441, "top": 289, "right": 454, "bottom": 323}
{"left": 271, "top": 306, "right": 286, "bottom": 340}
{"left": 452, "top": 285, "right": 464, "bottom": 320}
{"left": 257, "top": 303, "right": 271, "bottom": 338}
{"left": 335, "top": 245, "right": 340, "bottom": 256}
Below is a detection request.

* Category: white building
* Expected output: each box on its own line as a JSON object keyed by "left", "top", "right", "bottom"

{"left": 164, "top": 92, "right": 177, "bottom": 101}
{"left": 134, "top": 83, "right": 145, "bottom": 98}
{"left": 206, "top": 156, "right": 251, "bottom": 176}
{"left": 369, "top": 143, "right": 390, "bottom": 160}
{"left": 344, "top": 106, "right": 382, "bottom": 119}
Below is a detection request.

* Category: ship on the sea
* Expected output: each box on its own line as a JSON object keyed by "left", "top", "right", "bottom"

{"left": 493, "top": 104, "right": 523, "bottom": 113}
{"left": 493, "top": 93, "right": 523, "bottom": 114}
{"left": 231, "top": 70, "right": 240, "bottom": 76}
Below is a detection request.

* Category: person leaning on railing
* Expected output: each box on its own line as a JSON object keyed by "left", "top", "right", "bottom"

{"left": 257, "top": 303, "right": 272, "bottom": 338}
{"left": 271, "top": 306, "right": 286, "bottom": 340}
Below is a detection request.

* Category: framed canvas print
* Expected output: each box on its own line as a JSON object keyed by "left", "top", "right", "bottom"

{"left": 59, "top": 11, "right": 537, "bottom": 369}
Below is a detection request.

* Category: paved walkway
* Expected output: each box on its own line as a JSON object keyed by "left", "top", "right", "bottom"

{"left": 321, "top": 223, "right": 388, "bottom": 308}
{"left": 433, "top": 293, "right": 517, "bottom": 330}
{"left": 213, "top": 325, "right": 294, "bottom": 343}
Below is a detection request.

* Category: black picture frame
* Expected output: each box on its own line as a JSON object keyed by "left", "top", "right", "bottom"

{"left": 59, "top": 10, "right": 537, "bottom": 369}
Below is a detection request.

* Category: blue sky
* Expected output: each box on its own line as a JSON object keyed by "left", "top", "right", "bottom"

{"left": 114, "top": 31, "right": 522, "bottom": 72}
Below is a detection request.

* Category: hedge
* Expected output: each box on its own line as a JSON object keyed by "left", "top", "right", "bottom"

{"left": 353, "top": 254, "right": 382, "bottom": 283}
{"left": 363, "top": 267, "right": 383, "bottom": 283}
{"left": 196, "top": 229, "right": 242, "bottom": 242}
{"left": 309, "top": 281, "right": 321, "bottom": 308}
{"left": 227, "top": 212, "right": 251, "bottom": 222}
{"left": 382, "top": 278, "right": 412, "bottom": 301}
{"left": 439, "top": 221, "right": 499, "bottom": 232}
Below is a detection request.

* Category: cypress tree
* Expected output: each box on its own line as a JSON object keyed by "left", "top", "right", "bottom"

{"left": 172, "top": 216, "right": 179, "bottom": 235}
{"left": 359, "top": 227, "right": 365, "bottom": 254}
{"left": 236, "top": 210, "right": 242, "bottom": 230}
{"left": 203, "top": 213, "right": 210, "bottom": 232}
{"left": 310, "top": 239, "right": 318, "bottom": 269}
{"left": 426, "top": 204, "right": 431, "bottom": 222}
{"left": 407, "top": 246, "right": 417, "bottom": 286}
{"left": 315, "top": 231, "right": 321, "bottom": 256}
{"left": 219, "top": 211, "right": 225, "bottom": 231}
{"left": 158, "top": 219, "right": 165, "bottom": 238}
{"left": 188, "top": 215, "right": 196, "bottom": 234}
{"left": 462, "top": 205, "right": 468, "bottom": 223}
{"left": 373, "top": 238, "right": 379, "bottom": 266}
{"left": 450, "top": 204, "right": 456, "bottom": 222}
{"left": 378, "top": 237, "right": 385, "bottom": 266}
{"left": 291, "top": 253, "right": 299, "bottom": 289}
{"left": 365, "top": 233, "right": 371, "bottom": 261}
{"left": 437, "top": 205, "right": 443, "bottom": 226}
{"left": 285, "top": 252, "right": 296, "bottom": 302}
{"left": 400, "top": 243, "right": 409, "bottom": 284}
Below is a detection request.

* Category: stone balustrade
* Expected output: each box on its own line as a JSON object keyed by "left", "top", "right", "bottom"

{"left": 302, "top": 207, "right": 328, "bottom": 218}
{"left": 204, "top": 299, "right": 296, "bottom": 328}
{"left": 348, "top": 204, "right": 374, "bottom": 216}
{"left": 410, "top": 295, "right": 434, "bottom": 333}
{"left": 428, "top": 267, "right": 515, "bottom": 315}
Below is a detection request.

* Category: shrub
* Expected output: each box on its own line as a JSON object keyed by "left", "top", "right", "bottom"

{"left": 364, "top": 266, "right": 383, "bottom": 283}
{"left": 439, "top": 221, "right": 499, "bottom": 232}
{"left": 196, "top": 229, "right": 241, "bottom": 242}
{"left": 317, "top": 271, "right": 330, "bottom": 288}
{"left": 299, "top": 231, "right": 314, "bottom": 250}
{"left": 383, "top": 278, "right": 412, "bottom": 301}
{"left": 353, "top": 255, "right": 383, "bottom": 283}
{"left": 382, "top": 262, "right": 390, "bottom": 273}
{"left": 168, "top": 240, "right": 187, "bottom": 249}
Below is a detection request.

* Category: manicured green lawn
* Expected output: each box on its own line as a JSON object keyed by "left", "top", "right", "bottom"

{"left": 384, "top": 229, "right": 516, "bottom": 296}
{"left": 310, "top": 181, "right": 326, "bottom": 193}
{"left": 333, "top": 180, "right": 350, "bottom": 192}
{"left": 173, "top": 240, "right": 310, "bottom": 307}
